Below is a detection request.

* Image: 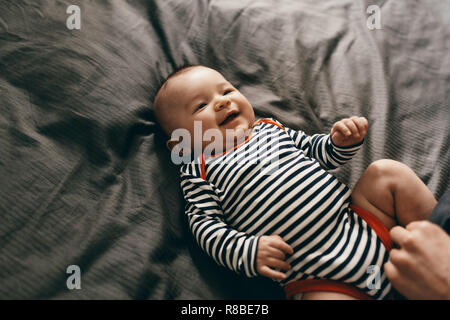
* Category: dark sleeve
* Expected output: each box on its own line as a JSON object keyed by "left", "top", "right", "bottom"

{"left": 180, "top": 165, "right": 260, "bottom": 277}
{"left": 281, "top": 122, "right": 364, "bottom": 171}
{"left": 429, "top": 189, "right": 450, "bottom": 234}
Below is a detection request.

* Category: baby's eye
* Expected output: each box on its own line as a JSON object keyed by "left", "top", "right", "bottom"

{"left": 196, "top": 103, "right": 207, "bottom": 110}
{"left": 223, "top": 89, "right": 233, "bottom": 95}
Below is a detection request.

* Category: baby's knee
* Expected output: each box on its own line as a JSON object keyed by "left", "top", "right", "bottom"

{"left": 366, "top": 159, "right": 411, "bottom": 185}
{"left": 369, "top": 159, "right": 411, "bottom": 173}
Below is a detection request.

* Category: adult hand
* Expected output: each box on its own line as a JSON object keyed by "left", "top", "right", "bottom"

{"left": 256, "top": 235, "right": 293, "bottom": 280}
{"left": 384, "top": 221, "right": 450, "bottom": 300}
{"left": 331, "top": 116, "right": 368, "bottom": 147}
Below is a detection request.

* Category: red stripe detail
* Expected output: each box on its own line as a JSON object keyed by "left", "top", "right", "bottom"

{"left": 350, "top": 204, "right": 393, "bottom": 251}
{"left": 200, "top": 154, "right": 206, "bottom": 180}
{"left": 254, "top": 118, "right": 287, "bottom": 132}
{"left": 284, "top": 279, "right": 373, "bottom": 300}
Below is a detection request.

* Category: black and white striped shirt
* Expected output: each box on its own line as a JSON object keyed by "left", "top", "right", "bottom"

{"left": 180, "top": 118, "right": 391, "bottom": 299}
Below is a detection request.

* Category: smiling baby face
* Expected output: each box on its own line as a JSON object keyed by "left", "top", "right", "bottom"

{"left": 154, "top": 66, "right": 255, "bottom": 154}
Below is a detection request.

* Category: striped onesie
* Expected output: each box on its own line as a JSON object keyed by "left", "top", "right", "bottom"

{"left": 180, "top": 118, "right": 392, "bottom": 299}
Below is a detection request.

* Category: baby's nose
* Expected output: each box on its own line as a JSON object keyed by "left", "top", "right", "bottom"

{"left": 214, "top": 97, "right": 231, "bottom": 111}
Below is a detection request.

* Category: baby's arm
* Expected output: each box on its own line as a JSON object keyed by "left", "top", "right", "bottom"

{"left": 181, "top": 168, "right": 293, "bottom": 280}
{"left": 180, "top": 170, "right": 260, "bottom": 277}
{"left": 280, "top": 117, "right": 367, "bottom": 170}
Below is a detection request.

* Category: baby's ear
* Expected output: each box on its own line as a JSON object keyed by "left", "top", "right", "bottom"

{"left": 166, "top": 139, "right": 178, "bottom": 152}
{"left": 166, "top": 138, "right": 192, "bottom": 157}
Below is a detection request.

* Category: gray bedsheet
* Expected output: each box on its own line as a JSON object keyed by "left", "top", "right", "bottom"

{"left": 0, "top": 0, "right": 448, "bottom": 299}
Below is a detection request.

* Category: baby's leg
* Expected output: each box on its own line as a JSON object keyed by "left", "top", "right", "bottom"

{"left": 351, "top": 159, "right": 437, "bottom": 228}
{"left": 301, "top": 291, "right": 357, "bottom": 300}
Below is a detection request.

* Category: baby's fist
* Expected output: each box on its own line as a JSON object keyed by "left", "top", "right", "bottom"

{"left": 256, "top": 235, "right": 293, "bottom": 280}
{"left": 331, "top": 116, "right": 368, "bottom": 147}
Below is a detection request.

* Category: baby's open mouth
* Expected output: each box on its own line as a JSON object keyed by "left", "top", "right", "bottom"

{"left": 220, "top": 112, "right": 239, "bottom": 126}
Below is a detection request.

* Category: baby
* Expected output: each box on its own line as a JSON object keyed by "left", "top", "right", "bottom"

{"left": 153, "top": 65, "right": 437, "bottom": 300}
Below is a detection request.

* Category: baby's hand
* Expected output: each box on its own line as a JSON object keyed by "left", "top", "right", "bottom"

{"left": 256, "top": 235, "right": 293, "bottom": 280}
{"left": 331, "top": 116, "right": 368, "bottom": 147}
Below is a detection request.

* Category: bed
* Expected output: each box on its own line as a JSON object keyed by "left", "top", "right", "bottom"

{"left": 0, "top": 0, "right": 448, "bottom": 299}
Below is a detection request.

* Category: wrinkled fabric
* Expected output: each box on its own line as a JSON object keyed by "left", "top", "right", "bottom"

{"left": 0, "top": 0, "right": 448, "bottom": 299}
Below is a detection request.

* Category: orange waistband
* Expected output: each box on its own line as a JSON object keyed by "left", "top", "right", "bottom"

{"left": 285, "top": 279, "right": 373, "bottom": 300}
{"left": 350, "top": 204, "right": 393, "bottom": 251}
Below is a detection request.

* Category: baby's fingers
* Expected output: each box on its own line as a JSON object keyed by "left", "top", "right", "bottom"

{"left": 332, "top": 121, "right": 352, "bottom": 137}
{"left": 270, "top": 235, "right": 294, "bottom": 255}
{"left": 267, "top": 257, "right": 291, "bottom": 271}
{"left": 351, "top": 116, "right": 368, "bottom": 134}
{"left": 259, "top": 265, "right": 288, "bottom": 281}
